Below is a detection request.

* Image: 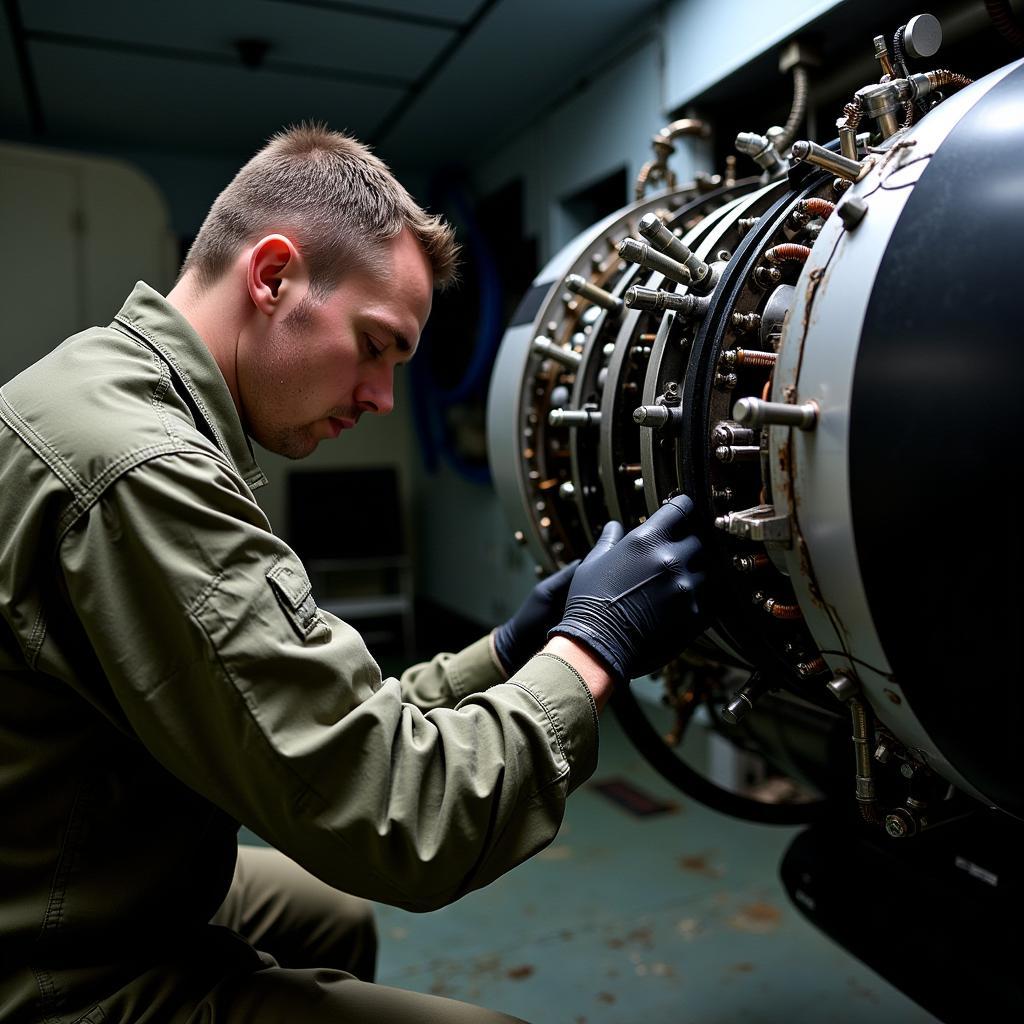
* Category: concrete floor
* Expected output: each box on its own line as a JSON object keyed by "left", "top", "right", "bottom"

{"left": 247, "top": 691, "right": 940, "bottom": 1023}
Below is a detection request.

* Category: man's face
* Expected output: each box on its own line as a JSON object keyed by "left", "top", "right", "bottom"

{"left": 238, "top": 227, "right": 433, "bottom": 458}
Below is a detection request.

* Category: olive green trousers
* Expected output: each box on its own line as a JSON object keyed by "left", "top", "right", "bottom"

{"left": 195, "top": 845, "right": 528, "bottom": 1023}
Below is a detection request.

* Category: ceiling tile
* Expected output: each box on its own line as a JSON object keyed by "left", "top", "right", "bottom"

{"left": 22, "top": 0, "right": 454, "bottom": 82}
{"left": 30, "top": 42, "right": 404, "bottom": 155}
{"left": 306, "top": 0, "right": 484, "bottom": 24}
{"left": 379, "top": 0, "right": 661, "bottom": 164}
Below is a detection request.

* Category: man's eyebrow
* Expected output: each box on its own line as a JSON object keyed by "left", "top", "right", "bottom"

{"left": 369, "top": 317, "right": 413, "bottom": 353}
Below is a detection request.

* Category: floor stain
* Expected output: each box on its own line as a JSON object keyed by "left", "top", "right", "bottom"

{"left": 728, "top": 901, "right": 782, "bottom": 933}
{"left": 679, "top": 851, "right": 725, "bottom": 879}
{"left": 538, "top": 844, "right": 574, "bottom": 861}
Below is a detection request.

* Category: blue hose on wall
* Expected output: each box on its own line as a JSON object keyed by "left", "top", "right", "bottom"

{"left": 411, "top": 177, "right": 504, "bottom": 484}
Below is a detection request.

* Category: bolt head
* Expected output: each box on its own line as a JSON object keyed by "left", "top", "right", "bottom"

{"left": 884, "top": 814, "right": 908, "bottom": 838}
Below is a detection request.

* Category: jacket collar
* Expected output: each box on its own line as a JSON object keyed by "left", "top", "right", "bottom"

{"left": 113, "top": 281, "right": 268, "bottom": 490}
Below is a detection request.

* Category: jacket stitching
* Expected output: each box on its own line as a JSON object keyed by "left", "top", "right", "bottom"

{"left": 507, "top": 681, "right": 569, "bottom": 774}
{"left": 532, "top": 651, "right": 600, "bottom": 735}
{"left": 55, "top": 447, "right": 239, "bottom": 543}
{"left": 149, "top": 356, "right": 180, "bottom": 446}
{"left": 26, "top": 605, "right": 48, "bottom": 667}
{"left": 0, "top": 391, "right": 86, "bottom": 495}
{"left": 55, "top": 441, "right": 190, "bottom": 535}
{"left": 114, "top": 314, "right": 229, "bottom": 455}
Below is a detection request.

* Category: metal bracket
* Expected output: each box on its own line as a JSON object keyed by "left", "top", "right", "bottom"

{"left": 714, "top": 503, "right": 792, "bottom": 544}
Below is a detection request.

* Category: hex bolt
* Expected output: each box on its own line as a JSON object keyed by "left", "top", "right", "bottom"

{"left": 564, "top": 273, "right": 624, "bottom": 316}
{"left": 884, "top": 808, "right": 917, "bottom": 838}
{"left": 837, "top": 195, "right": 869, "bottom": 230}
{"left": 734, "top": 397, "right": 818, "bottom": 430}
{"left": 874, "top": 741, "right": 893, "bottom": 764}
{"left": 900, "top": 761, "right": 918, "bottom": 780}
{"left": 826, "top": 673, "right": 859, "bottom": 702}
{"left": 731, "top": 311, "right": 762, "bottom": 333}
{"left": 712, "top": 422, "right": 755, "bottom": 446}
{"left": 714, "top": 372, "right": 738, "bottom": 390}
{"left": 753, "top": 266, "right": 782, "bottom": 289}
{"left": 558, "top": 481, "right": 576, "bottom": 499}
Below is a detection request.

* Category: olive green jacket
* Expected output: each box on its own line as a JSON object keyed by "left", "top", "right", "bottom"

{"left": 0, "top": 283, "right": 599, "bottom": 1023}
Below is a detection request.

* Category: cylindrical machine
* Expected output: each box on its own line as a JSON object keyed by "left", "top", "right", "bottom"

{"left": 487, "top": 41, "right": 1024, "bottom": 832}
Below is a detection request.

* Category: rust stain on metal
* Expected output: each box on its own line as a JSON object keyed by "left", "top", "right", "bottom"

{"left": 507, "top": 964, "right": 535, "bottom": 981}
{"left": 801, "top": 266, "right": 826, "bottom": 335}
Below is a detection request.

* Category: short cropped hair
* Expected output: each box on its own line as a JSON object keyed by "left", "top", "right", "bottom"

{"left": 182, "top": 122, "right": 458, "bottom": 293}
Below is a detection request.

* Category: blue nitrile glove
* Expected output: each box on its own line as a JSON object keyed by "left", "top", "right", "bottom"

{"left": 548, "top": 494, "right": 705, "bottom": 680}
{"left": 492, "top": 559, "right": 580, "bottom": 675}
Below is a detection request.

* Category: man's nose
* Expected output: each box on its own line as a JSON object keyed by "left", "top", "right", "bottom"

{"left": 355, "top": 369, "right": 394, "bottom": 416}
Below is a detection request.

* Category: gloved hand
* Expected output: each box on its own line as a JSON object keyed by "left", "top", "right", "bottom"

{"left": 548, "top": 494, "right": 705, "bottom": 681}
{"left": 492, "top": 559, "right": 580, "bottom": 675}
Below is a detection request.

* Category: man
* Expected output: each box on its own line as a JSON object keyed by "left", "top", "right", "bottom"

{"left": 0, "top": 124, "right": 705, "bottom": 1023}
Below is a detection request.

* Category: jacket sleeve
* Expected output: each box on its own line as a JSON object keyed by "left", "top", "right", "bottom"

{"left": 398, "top": 634, "right": 506, "bottom": 711}
{"left": 58, "top": 452, "right": 599, "bottom": 912}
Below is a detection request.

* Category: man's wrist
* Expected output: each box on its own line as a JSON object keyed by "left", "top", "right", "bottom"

{"left": 543, "top": 635, "right": 615, "bottom": 710}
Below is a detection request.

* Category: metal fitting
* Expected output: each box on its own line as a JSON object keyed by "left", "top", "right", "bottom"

{"left": 884, "top": 808, "right": 917, "bottom": 839}
{"left": 548, "top": 408, "right": 601, "bottom": 427}
{"left": 826, "top": 673, "right": 859, "bottom": 702}
{"left": 856, "top": 82, "right": 902, "bottom": 140}
{"left": 637, "top": 213, "right": 710, "bottom": 284}
{"left": 734, "top": 397, "right": 818, "bottom": 430}
{"left": 735, "top": 131, "right": 789, "bottom": 180}
{"left": 714, "top": 372, "right": 738, "bottom": 390}
{"left": 753, "top": 266, "right": 782, "bottom": 289}
{"left": 731, "top": 311, "right": 762, "bottom": 333}
{"left": 532, "top": 336, "right": 582, "bottom": 369}
{"left": 715, "top": 504, "right": 791, "bottom": 543}
{"left": 836, "top": 195, "right": 869, "bottom": 230}
{"left": 625, "top": 286, "right": 711, "bottom": 319}
{"left": 564, "top": 274, "right": 623, "bottom": 316}
{"left": 618, "top": 238, "right": 691, "bottom": 286}
{"left": 712, "top": 421, "right": 755, "bottom": 446}
{"left": 732, "top": 553, "right": 769, "bottom": 573}
{"left": 633, "top": 405, "right": 682, "bottom": 429}
{"left": 789, "top": 140, "right": 868, "bottom": 182}
{"left": 715, "top": 444, "right": 760, "bottom": 463}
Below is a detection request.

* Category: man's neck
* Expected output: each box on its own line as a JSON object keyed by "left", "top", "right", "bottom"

{"left": 166, "top": 273, "right": 244, "bottom": 415}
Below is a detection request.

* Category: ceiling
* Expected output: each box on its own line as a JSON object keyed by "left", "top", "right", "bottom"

{"left": 1, "top": 0, "right": 663, "bottom": 173}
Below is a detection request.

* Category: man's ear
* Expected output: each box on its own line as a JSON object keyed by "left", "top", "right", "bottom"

{"left": 246, "top": 234, "right": 304, "bottom": 315}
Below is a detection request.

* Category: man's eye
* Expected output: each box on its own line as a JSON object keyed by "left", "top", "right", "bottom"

{"left": 366, "top": 336, "right": 384, "bottom": 359}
